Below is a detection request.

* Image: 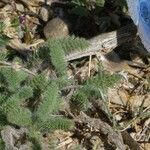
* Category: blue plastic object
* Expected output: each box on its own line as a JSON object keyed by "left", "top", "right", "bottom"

{"left": 126, "top": 0, "right": 150, "bottom": 52}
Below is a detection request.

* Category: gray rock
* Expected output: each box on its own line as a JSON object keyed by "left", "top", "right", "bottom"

{"left": 43, "top": 17, "right": 69, "bottom": 39}
{"left": 1, "top": 126, "right": 30, "bottom": 150}
{"left": 16, "top": 3, "right": 24, "bottom": 12}
{"left": 39, "top": 5, "right": 53, "bottom": 22}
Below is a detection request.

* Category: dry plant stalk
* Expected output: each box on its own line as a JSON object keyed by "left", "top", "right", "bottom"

{"left": 65, "top": 23, "right": 137, "bottom": 61}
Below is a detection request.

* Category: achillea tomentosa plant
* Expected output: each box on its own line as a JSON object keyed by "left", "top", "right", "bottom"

{"left": 0, "top": 33, "right": 90, "bottom": 147}
{"left": 71, "top": 71, "right": 122, "bottom": 114}
{"left": 0, "top": 67, "right": 74, "bottom": 128}
{"left": 0, "top": 18, "right": 122, "bottom": 148}
{"left": 0, "top": 66, "right": 74, "bottom": 148}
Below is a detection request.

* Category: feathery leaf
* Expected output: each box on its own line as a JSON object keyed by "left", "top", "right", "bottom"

{"left": 37, "top": 116, "right": 74, "bottom": 131}
{"left": 35, "top": 82, "right": 59, "bottom": 123}
{"left": 7, "top": 107, "right": 32, "bottom": 126}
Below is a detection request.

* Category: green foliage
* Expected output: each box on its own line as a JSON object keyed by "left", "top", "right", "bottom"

{"left": 30, "top": 73, "right": 48, "bottom": 91}
{"left": 71, "top": 72, "right": 122, "bottom": 110}
{"left": 25, "top": 50, "right": 42, "bottom": 69}
{"left": 55, "top": 76, "right": 71, "bottom": 88}
{"left": 71, "top": 6, "right": 89, "bottom": 17}
{"left": 71, "top": 91, "right": 89, "bottom": 110}
{"left": 0, "top": 67, "right": 28, "bottom": 92}
{"left": 95, "top": 0, "right": 105, "bottom": 6}
{"left": 39, "top": 36, "right": 89, "bottom": 77}
{"left": 7, "top": 107, "right": 32, "bottom": 126}
{"left": 35, "top": 82, "right": 59, "bottom": 123}
{"left": 0, "top": 138, "right": 5, "bottom": 150}
{"left": 0, "top": 94, "right": 6, "bottom": 105}
{"left": 71, "top": 0, "right": 105, "bottom": 8}
{"left": 38, "top": 36, "right": 89, "bottom": 78}
{"left": 0, "top": 110, "right": 7, "bottom": 128}
{"left": 0, "top": 35, "right": 9, "bottom": 47}
{"left": 48, "top": 40, "right": 67, "bottom": 77}
{"left": 37, "top": 116, "right": 74, "bottom": 131}
{"left": 18, "top": 86, "right": 33, "bottom": 99}
{"left": 0, "top": 22, "right": 6, "bottom": 33}
{"left": 55, "top": 36, "right": 89, "bottom": 54}
{"left": 3, "top": 94, "right": 21, "bottom": 113}
{"left": 11, "top": 17, "right": 20, "bottom": 28}
{"left": 0, "top": 65, "right": 73, "bottom": 130}
{"left": 0, "top": 90, "right": 32, "bottom": 127}
{"left": 0, "top": 58, "right": 73, "bottom": 148}
{"left": 48, "top": 36, "right": 89, "bottom": 77}
{"left": 70, "top": 0, "right": 105, "bottom": 16}
{"left": 28, "top": 130, "right": 43, "bottom": 150}
{"left": 0, "top": 31, "right": 122, "bottom": 137}
{"left": 0, "top": 1, "right": 131, "bottom": 148}
{"left": 85, "top": 71, "right": 122, "bottom": 93}
{"left": 0, "top": 51, "right": 7, "bottom": 61}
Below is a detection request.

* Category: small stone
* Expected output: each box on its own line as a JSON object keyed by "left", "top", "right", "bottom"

{"left": 43, "top": 17, "right": 69, "bottom": 39}
{"left": 39, "top": 5, "right": 52, "bottom": 22}
{"left": 1, "top": 4, "right": 12, "bottom": 12}
{"left": 16, "top": 3, "right": 24, "bottom": 12}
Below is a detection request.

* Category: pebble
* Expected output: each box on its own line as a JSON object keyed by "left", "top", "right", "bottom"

{"left": 1, "top": 4, "right": 12, "bottom": 12}
{"left": 43, "top": 17, "right": 69, "bottom": 39}
{"left": 39, "top": 5, "right": 53, "bottom": 22}
{"left": 16, "top": 3, "right": 24, "bottom": 12}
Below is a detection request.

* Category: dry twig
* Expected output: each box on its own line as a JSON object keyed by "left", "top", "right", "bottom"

{"left": 75, "top": 112, "right": 127, "bottom": 150}
{"left": 65, "top": 23, "right": 137, "bottom": 61}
